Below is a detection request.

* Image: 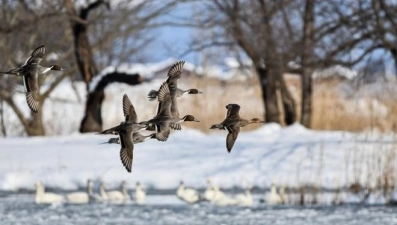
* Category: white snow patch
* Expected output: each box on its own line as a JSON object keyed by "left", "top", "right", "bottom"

{"left": 0, "top": 124, "right": 396, "bottom": 192}
{"left": 313, "top": 65, "right": 358, "bottom": 80}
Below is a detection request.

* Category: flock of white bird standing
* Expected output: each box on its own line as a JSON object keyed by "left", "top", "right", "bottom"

{"left": 34, "top": 178, "right": 285, "bottom": 207}
{"left": 34, "top": 180, "right": 145, "bottom": 205}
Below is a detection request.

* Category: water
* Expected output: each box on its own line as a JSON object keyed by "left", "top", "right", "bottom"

{"left": 0, "top": 195, "right": 396, "bottom": 225}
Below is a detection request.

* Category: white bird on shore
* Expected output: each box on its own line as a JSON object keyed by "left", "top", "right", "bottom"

{"left": 135, "top": 182, "right": 146, "bottom": 205}
{"left": 279, "top": 184, "right": 287, "bottom": 204}
{"left": 86, "top": 179, "right": 103, "bottom": 202}
{"left": 176, "top": 181, "right": 200, "bottom": 204}
{"left": 203, "top": 178, "right": 225, "bottom": 202}
{"left": 212, "top": 192, "right": 238, "bottom": 206}
{"left": 34, "top": 181, "right": 64, "bottom": 204}
{"left": 121, "top": 180, "right": 131, "bottom": 202}
{"left": 202, "top": 178, "right": 237, "bottom": 206}
{"left": 235, "top": 185, "right": 253, "bottom": 206}
{"left": 100, "top": 182, "right": 126, "bottom": 204}
{"left": 264, "top": 183, "right": 282, "bottom": 205}
{"left": 66, "top": 180, "right": 90, "bottom": 204}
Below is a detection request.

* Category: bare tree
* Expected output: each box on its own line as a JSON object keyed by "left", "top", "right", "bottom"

{"left": 368, "top": 0, "right": 397, "bottom": 75}
{"left": 201, "top": 0, "right": 298, "bottom": 125}
{"left": 0, "top": 0, "right": 184, "bottom": 135}
{"left": 191, "top": 0, "right": 382, "bottom": 128}
{"left": 63, "top": 0, "right": 183, "bottom": 133}
{"left": 0, "top": 0, "right": 75, "bottom": 136}
{"left": 300, "top": 0, "right": 315, "bottom": 127}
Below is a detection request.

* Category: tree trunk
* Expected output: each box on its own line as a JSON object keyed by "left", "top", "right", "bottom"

{"left": 79, "top": 72, "right": 144, "bottom": 133}
{"left": 72, "top": 22, "right": 98, "bottom": 88}
{"left": 261, "top": 8, "right": 297, "bottom": 126}
{"left": 0, "top": 100, "right": 6, "bottom": 136}
{"left": 256, "top": 67, "right": 281, "bottom": 123}
{"left": 64, "top": 0, "right": 108, "bottom": 132}
{"left": 300, "top": 0, "right": 315, "bottom": 128}
{"left": 278, "top": 72, "right": 297, "bottom": 125}
{"left": 390, "top": 48, "right": 397, "bottom": 77}
{"left": 25, "top": 108, "right": 45, "bottom": 136}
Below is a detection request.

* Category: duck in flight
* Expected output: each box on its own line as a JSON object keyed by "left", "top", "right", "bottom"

{"left": 101, "top": 94, "right": 156, "bottom": 145}
{"left": 0, "top": 45, "right": 64, "bottom": 113}
{"left": 140, "top": 81, "right": 200, "bottom": 142}
{"left": 147, "top": 61, "right": 203, "bottom": 130}
{"left": 210, "top": 104, "right": 264, "bottom": 152}
{"left": 99, "top": 94, "right": 148, "bottom": 173}
{"left": 147, "top": 61, "right": 203, "bottom": 101}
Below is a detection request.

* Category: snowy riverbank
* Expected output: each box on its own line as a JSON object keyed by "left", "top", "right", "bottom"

{"left": 1, "top": 124, "right": 396, "bottom": 193}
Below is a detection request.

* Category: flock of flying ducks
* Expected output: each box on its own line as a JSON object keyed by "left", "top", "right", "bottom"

{"left": 34, "top": 178, "right": 284, "bottom": 207}
{"left": 0, "top": 45, "right": 265, "bottom": 173}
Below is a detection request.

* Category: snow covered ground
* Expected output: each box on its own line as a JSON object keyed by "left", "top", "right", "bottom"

{"left": 1, "top": 122, "right": 396, "bottom": 197}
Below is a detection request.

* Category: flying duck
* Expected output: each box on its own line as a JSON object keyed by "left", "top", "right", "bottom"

{"left": 99, "top": 95, "right": 148, "bottom": 173}
{"left": 140, "top": 81, "right": 200, "bottom": 141}
{"left": 0, "top": 45, "right": 63, "bottom": 113}
{"left": 210, "top": 104, "right": 264, "bottom": 152}
{"left": 148, "top": 61, "right": 202, "bottom": 130}
{"left": 147, "top": 61, "right": 203, "bottom": 101}
{"left": 101, "top": 94, "right": 156, "bottom": 145}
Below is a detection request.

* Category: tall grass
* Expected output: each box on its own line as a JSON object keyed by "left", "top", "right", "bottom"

{"left": 2, "top": 73, "right": 397, "bottom": 136}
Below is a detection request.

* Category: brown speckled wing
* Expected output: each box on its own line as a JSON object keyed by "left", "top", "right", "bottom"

{"left": 25, "top": 45, "right": 45, "bottom": 65}
{"left": 156, "top": 82, "right": 172, "bottom": 117}
{"left": 123, "top": 94, "right": 137, "bottom": 123}
{"left": 227, "top": 105, "right": 241, "bottom": 119}
{"left": 167, "top": 61, "right": 185, "bottom": 78}
{"left": 170, "top": 123, "right": 181, "bottom": 130}
{"left": 119, "top": 128, "right": 134, "bottom": 173}
{"left": 226, "top": 126, "right": 240, "bottom": 153}
{"left": 23, "top": 75, "right": 39, "bottom": 113}
{"left": 120, "top": 147, "right": 133, "bottom": 173}
{"left": 157, "top": 82, "right": 170, "bottom": 102}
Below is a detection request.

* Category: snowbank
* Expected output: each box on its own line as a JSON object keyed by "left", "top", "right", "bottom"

{"left": 0, "top": 123, "right": 396, "bottom": 192}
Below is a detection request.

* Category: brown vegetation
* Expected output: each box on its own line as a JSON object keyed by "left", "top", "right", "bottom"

{"left": 175, "top": 74, "right": 397, "bottom": 133}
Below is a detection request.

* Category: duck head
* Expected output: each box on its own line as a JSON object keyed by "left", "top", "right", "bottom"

{"left": 50, "top": 65, "right": 64, "bottom": 71}
{"left": 226, "top": 104, "right": 240, "bottom": 110}
{"left": 182, "top": 115, "right": 200, "bottom": 122}
{"left": 187, "top": 89, "right": 203, "bottom": 94}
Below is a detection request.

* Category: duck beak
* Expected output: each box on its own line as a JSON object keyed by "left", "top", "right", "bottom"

{"left": 194, "top": 118, "right": 200, "bottom": 122}
{"left": 198, "top": 91, "right": 203, "bottom": 94}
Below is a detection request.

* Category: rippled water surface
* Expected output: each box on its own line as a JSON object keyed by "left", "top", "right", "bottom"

{"left": 0, "top": 195, "right": 396, "bottom": 225}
